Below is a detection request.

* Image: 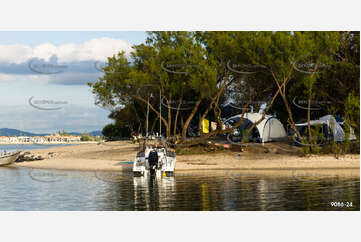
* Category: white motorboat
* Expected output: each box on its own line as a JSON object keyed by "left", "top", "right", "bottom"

{"left": 133, "top": 89, "right": 176, "bottom": 176}
{"left": 0, "top": 151, "right": 21, "bottom": 166}
{"left": 133, "top": 145, "right": 176, "bottom": 176}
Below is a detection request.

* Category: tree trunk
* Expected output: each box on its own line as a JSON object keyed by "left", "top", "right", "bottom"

{"left": 167, "top": 96, "right": 172, "bottom": 138}
{"left": 307, "top": 65, "right": 318, "bottom": 142}
{"left": 198, "top": 81, "right": 228, "bottom": 133}
{"left": 307, "top": 94, "right": 312, "bottom": 141}
{"left": 150, "top": 117, "right": 159, "bottom": 134}
{"left": 173, "top": 97, "right": 182, "bottom": 136}
{"left": 241, "top": 87, "right": 281, "bottom": 143}
{"left": 270, "top": 70, "right": 302, "bottom": 139}
{"left": 280, "top": 89, "right": 301, "bottom": 138}
{"left": 179, "top": 103, "right": 250, "bottom": 146}
{"left": 182, "top": 99, "right": 202, "bottom": 138}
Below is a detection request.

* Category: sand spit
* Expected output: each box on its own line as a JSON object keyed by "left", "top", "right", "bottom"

{"left": 10, "top": 141, "right": 359, "bottom": 175}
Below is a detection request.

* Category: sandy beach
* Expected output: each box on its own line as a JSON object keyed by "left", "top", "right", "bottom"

{"left": 11, "top": 141, "right": 359, "bottom": 176}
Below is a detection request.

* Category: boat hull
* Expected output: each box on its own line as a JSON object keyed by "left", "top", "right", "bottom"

{"left": 133, "top": 148, "right": 176, "bottom": 176}
{"left": 0, "top": 152, "right": 21, "bottom": 166}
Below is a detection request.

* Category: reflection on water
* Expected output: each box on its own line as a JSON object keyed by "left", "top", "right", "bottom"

{"left": 0, "top": 167, "right": 359, "bottom": 211}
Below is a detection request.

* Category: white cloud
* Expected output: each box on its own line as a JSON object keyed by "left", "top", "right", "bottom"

{"left": 0, "top": 44, "right": 33, "bottom": 63}
{"left": 0, "top": 37, "right": 133, "bottom": 64}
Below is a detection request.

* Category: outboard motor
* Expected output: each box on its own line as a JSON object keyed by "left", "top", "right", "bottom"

{"left": 148, "top": 150, "right": 158, "bottom": 170}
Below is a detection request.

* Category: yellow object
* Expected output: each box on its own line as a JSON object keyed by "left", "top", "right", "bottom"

{"left": 201, "top": 184, "right": 210, "bottom": 211}
{"left": 202, "top": 119, "right": 209, "bottom": 133}
{"left": 163, "top": 171, "right": 166, "bottom": 177}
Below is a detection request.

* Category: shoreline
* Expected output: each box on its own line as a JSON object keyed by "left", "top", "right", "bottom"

{"left": 9, "top": 141, "right": 360, "bottom": 176}
{"left": 0, "top": 141, "right": 99, "bottom": 145}
{"left": 11, "top": 166, "right": 360, "bottom": 182}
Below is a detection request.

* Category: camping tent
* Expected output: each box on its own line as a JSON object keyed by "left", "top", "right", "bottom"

{"left": 295, "top": 115, "right": 356, "bottom": 142}
{"left": 224, "top": 113, "right": 287, "bottom": 142}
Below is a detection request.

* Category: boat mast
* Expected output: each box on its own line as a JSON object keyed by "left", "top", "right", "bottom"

{"left": 146, "top": 95, "right": 149, "bottom": 137}
{"left": 159, "top": 88, "right": 161, "bottom": 137}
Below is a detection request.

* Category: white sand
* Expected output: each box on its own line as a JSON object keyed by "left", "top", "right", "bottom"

{"left": 12, "top": 141, "right": 359, "bottom": 175}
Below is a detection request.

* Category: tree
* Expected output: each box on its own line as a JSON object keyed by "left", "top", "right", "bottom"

{"left": 90, "top": 32, "right": 219, "bottom": 139}
{"left": 293, "top": 32, "right": 340, "bottom": 141}
{"left": 89, "top": 31, "right": 359, "bottom": 147}
{"left": 316, "top": 31, "right": 360, "bottom": 134}
{"left": 81, "top": 133, "right": 95, "bottom": 141}
{"left": 102, "top": 123, "right": 131, "bottom": 140}
{"left": 221, "top": 32, "right": 341, "bottom": 141}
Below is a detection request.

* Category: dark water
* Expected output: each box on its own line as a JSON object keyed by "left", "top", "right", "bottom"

{"left": 0, "top": 167, "right": 359, "bottom": 211}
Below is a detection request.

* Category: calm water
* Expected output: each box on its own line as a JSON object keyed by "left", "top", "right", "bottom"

{"left": 0, "top": 167, "right": 359, "bottom": 211}
{"left": 0, "top": 144, "right": 77, "bottom": 152}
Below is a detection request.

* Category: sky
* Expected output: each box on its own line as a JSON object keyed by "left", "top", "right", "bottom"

{"left": 0, "top": 31, "right": 147, "bottom": 134}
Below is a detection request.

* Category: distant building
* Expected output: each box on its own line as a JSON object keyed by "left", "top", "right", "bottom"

{"left": 9, "top": 137, "right": 18, "bottom": 143}
{"left": 0, "top": 136, "right": 9, "bottom": 143}
{"left": 44, "top": 134, "right": 81, "bottom": 143}
{"left": 32, "top": 136, "right": 45, "bottom": 143}
{"left": 0, "top": 134, "right": 81, "bottom": 144}
{"left": 17, "top": 136, "right": 31, "bottom": 142}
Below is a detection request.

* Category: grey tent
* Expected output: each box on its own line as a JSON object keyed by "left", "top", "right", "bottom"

{"left": 295, "top": 115, "right": 356, "bottom": 142}
{"left": 224, "top": 112, "right": 287, "bottom": 143}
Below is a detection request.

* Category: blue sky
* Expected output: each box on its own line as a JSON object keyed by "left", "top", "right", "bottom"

{"left": 0, "top": 31, "right": 147, "bottom": 134}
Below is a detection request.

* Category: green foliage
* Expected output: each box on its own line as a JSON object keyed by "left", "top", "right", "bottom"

{"left": 344, "top": 92, "right": 360, "bottom": 137}
{"left": 88, "top": 31, "right": 359, "bottom": 149}
{"left": 102, "top": 123, "right": 131, "bottom": 140}
{"left": 58, "top": 130, "right": 70, "bottom": 136}
{"left": 305, "top": 31, "right": 360, "bottom": 127}
{"left": 300, "top": 124, "right": 324, "bottom": 155}
{"left": 90, "top": 31, "right": 220, "bottom": 138}
{"left": 80, "top": 133, "right": 102, "bottom": 142}
{"left": 241, "top": 129, "right": 249, "bottom": 143}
